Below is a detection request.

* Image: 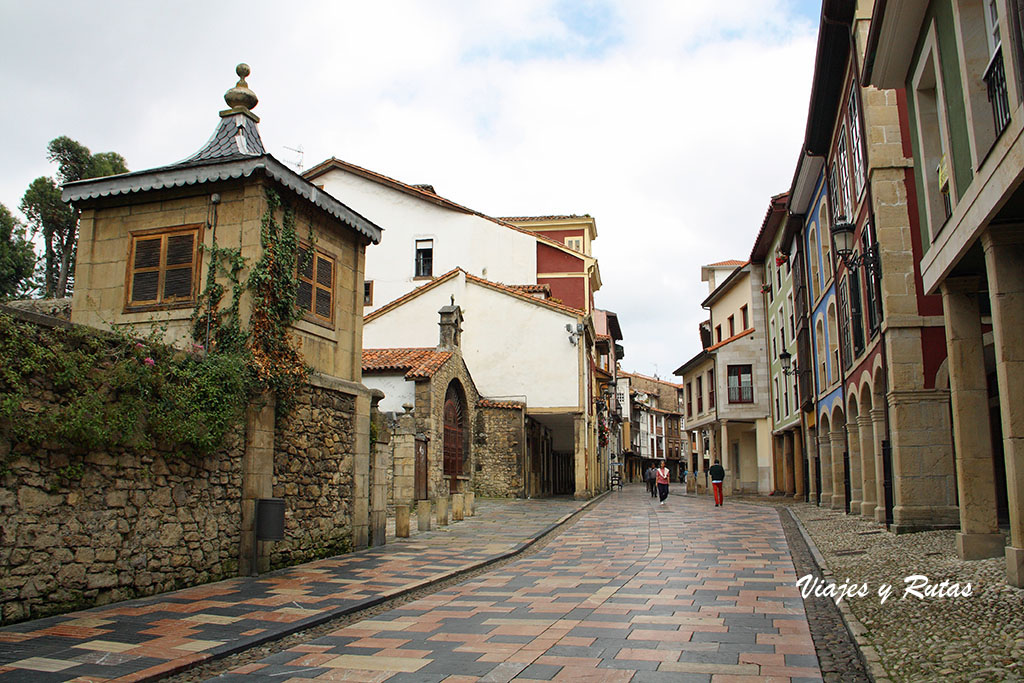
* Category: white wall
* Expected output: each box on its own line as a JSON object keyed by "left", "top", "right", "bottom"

{"left": 363, "top": 272, "right": 581, "bottom": 409}
{"left": 316, "top": 169, "right": 538, "bottom": 311}
{"left": 362, "top": 374, "right": 416, "bottom": 414}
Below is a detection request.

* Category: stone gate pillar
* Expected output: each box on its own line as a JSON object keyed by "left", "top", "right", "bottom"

{"left": 857, "top": 414, "right": 878, "bottom": 519}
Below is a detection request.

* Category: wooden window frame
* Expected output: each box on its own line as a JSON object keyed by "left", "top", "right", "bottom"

{"left": 124, "top": 224, "right": 203, "bottom": 312}
{"left": 297, "top": 242, "right": 337, "bottom": 329}
{"left": 364, "top": 280, "right": 374, "bottom": 308}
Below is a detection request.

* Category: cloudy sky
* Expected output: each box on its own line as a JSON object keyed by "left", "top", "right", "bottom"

{"left": 0, "top": 1, "right": 820, "bottom": 379}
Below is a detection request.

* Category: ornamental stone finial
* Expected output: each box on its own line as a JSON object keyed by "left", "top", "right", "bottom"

{"left": 221, "top": 63, "right": 259, "bottom": 119}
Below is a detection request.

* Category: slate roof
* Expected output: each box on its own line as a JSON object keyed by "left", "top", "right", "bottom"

{"left": 177, "top": 113, "right": 266, "bottom": 164}
{"left": 61, "top": 75, "right": 381, "bottom": 245}
{"left": 362, "top": 348, "right": 452, "bottom": 379}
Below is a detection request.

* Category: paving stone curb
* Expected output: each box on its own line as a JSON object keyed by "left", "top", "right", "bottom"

{"left": 786, "top": 506, "right": 892, "bottom": 683}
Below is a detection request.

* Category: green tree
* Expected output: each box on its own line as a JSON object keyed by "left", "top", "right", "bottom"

{"left": 19, "top": 137, "right": 128, "bottom": 298}
{"left": 0, "top": 203, "right": 35, "bottom": 298}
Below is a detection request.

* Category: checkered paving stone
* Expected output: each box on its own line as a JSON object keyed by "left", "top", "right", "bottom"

{"left": 0, "top": 498, "right": 587, "bottom": 683}
{"left": 213, "top": 487, "right": 822, "bottom": 682}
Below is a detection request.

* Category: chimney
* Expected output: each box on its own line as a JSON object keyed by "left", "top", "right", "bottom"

{"left": 438, "top": 298, "right": 463, "bottom": 350}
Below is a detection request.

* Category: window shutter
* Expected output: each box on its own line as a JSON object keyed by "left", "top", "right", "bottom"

{"left": 297, "top": 280, "right": 313, "bottom": 312}
{"left": 134, "top": 238, "right": 161, "bottom": 270}
{"left": 132, "top": 271, "right": 159, "bottom": 303}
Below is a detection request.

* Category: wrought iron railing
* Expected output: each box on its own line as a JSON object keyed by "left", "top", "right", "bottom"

{"left": 985, "top": 45, "right": 1012, "bottom": 137}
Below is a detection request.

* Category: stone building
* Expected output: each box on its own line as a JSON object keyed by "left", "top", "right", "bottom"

{"left": 363, "top": 305, "right": 534, "bottom": 504}
{"left": 362, "top": 268, "right": 590, "bottom": 498}
{"left": 60, "top": 65, "right": 383, "bottom": 572}
{"left": 865, "top": 0, "right": 1024, "bottom": 585}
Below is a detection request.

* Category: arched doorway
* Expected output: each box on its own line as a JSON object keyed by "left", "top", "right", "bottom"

{"left": 443, "top": 381, "right": 468, "bottom": 493}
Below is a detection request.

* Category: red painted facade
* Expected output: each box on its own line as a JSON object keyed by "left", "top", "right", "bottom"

{"left": 537, "top": 242, "right": 587, "bottom": 311}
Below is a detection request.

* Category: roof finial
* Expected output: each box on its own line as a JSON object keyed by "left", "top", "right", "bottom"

{"left": 221, "top": 63, "right": 259, "bottom": 121}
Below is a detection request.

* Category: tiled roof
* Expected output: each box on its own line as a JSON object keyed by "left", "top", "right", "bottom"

{"left": 362, "top": 348, "right": 452, "bottom": 379}
{"left": 303, "top": 158, "right": 592, "bottom": 260}
{"left": 464, "top": 272, "right": 583, "bottom": 316}
{"left": 477, "top": 398, "right": 524, "bottom": 409}
{"left": 707, "top": 259, "right": 747, "bottom": 267}
{"left": 705, "top": 327, "right": 756, "bottom": 352}
{"left": 506, "top": 284, "right": 551, "bottom": 295}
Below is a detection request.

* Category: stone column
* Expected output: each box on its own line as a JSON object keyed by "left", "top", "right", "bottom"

{"left": 573, "top": 414, "right": 590, "bottom": 500}
{"left": 807, "top": 426, "right": 819, "bottom": 505}
{"left": 721, "top": 421, "right": 733, "bottom": 493}
{"left": 941, "top": 277, "right": 1004, "bottom": 560}
{"left": 981, "top": 228, "right": 1024, "bottom": 586}
{"left": 784, "top": 432, "right": 796, "bottom": 496}
{"left": 240, "top": 393, "right": 276, "bottom": 576}
{"left": 793, "top": 427, "right": 806, "bottom": 500}
{"left": 452, "top": 493, "right": 464, "bottom": 521}
{"left": 417, "top": 499, "right": 432, "bottom": 532}
{"left": 818, "top": 430, "right": 833, "bottom": 508}
{"left": 436, "top": 496, "right": 449, "bottom": 526}
{"left": 870, "top": 408, "right": 888, "bottom": 524}
{"left": 846, "top": 418, "right": 863, "bottom": 515}
{"left": 857, "top": 414, "right": 878, "bottom": 519}
{"left": 830, "top": 427, "right": 847, "bottom": 511}
{"left": 395, "top": 505, "right": 410, "bottom": 538}
{"left": 352, "top": 390, "right": 373, "bottom": 549}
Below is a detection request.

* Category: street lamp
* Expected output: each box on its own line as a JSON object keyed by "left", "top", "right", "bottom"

{"left": 779, "top": 350, "right": 797, "bottom": 376}
{"left": 830, "top": 221, "right": 880, "bottom": 276}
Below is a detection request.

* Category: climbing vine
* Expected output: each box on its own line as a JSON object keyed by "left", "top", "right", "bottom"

{"left": 1, "top": 188, "right": 320, "bottom": 458}
{"left": 0, "top": 313, "right": 251, "bottom": 456}
{"left": 245, "top": 189, "right": 313, "bottom": 408}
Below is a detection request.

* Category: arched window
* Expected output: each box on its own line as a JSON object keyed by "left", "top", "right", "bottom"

{"left": 809, "top": 225, "right": 821, "bottom": 300}
{"left": 815, "top": 318, "right": 827, "bottom": 390}
{"left": 443, "top": 381, "right": 468, "bottom": 492}
{"left": 827, "top": 302, "right": 840, "bottom": 382}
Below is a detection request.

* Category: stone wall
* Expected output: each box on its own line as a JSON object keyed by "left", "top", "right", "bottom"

{"left": 473, "top": 406, "right": 525, "bottom": 497}
{"left": 0, "top": 315, "right": 369, "bottom": 624}
{"left": 0, "top": 425, "right": 245, "bottom": 625}
{"left": 269, "top": 380, "right": 358, "bottom": 568}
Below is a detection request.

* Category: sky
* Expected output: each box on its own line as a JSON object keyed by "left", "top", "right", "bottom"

{"left": 0, "top": 0, "right": 821, "bottom": 380}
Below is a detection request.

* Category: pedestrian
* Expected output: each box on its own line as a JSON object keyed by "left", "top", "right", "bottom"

{"left": 656, "top": 460, "right": 670, "bottom": 505}
{"left": 709, "top": 459, "right": 726, "bottom": 507}
{"left": 644, "top": 465, "right": 656, "bottom": 497}
{"left": 680, "top": 466, "right": 688, "bottom": 495}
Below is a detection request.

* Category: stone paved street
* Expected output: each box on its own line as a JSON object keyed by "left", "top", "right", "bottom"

{"left": 0, "top": 497, "right": 590, "bottom": 682}
{"left": 213, "top": 486, "right": 821, "bottom": 682}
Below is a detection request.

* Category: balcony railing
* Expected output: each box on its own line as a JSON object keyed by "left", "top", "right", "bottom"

{"left": 985, "top": 45, "right": 1012, "bottom": 138}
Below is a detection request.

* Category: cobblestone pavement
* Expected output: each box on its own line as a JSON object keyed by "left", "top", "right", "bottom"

{"left": 0, "top": 497, "right": 590, "bottom": 683}
{"left": 739, "top": 495, "right": 1024, "bottom": 683}
{"left": 211, "top": 487, "right": 822, "bottom": 682}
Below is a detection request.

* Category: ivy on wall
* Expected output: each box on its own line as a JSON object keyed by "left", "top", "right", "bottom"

{"left": 2, "top": 187, "right": 321, "bottom": 457}
{"left": 0, "top": 313, "right": 250, "bottom": 456}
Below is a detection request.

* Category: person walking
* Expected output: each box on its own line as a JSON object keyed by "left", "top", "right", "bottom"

{"left": 709, "top": 459, "right": 726, "bottom": 507}
{"left": 656, "top": 460, "right": 670, "bottom": 505}
{"left": 680, "top": 466, "right": 688, "bottom": 495}
{"left": 644, "top": 465, "right": 656, "bottom": 497}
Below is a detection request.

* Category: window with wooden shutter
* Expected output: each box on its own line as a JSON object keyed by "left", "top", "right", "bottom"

{"left": 126, "top": 226, "right": 200, "bottom": 309}
{"left": 296, "top": 243, "right": 335, "bottom": 327}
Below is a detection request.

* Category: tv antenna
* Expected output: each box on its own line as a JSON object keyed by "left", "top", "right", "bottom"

{"left": 283, "top": 144, "right": 304, "bottom": 172}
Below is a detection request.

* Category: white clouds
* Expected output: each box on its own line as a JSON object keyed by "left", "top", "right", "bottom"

{"left": 0, "top": 0, "right": 819, "bottom": 377}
